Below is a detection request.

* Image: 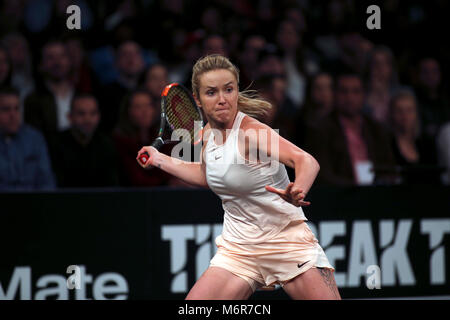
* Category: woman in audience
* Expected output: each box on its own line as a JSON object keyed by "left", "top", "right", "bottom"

{"left": 389, "top": 89, "right": 439, "bottom": 184}
{"left": 364, "top": 45, "right": 399, "bottom": 126}
{"left": 294, "top": 72, "right": 334, "bottom": 147}
{"left": 113, "top": 89, "right": 170, "bottom": 187}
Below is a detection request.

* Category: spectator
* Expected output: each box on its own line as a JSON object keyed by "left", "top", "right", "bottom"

{"left": 99, "top": 40, "right": 146, "bottom": 134}
{"left": 338, "top": 32, "right": 374, "bottom": 74}
{"left": 389, "top": 89, "right": 439, "bottom": 184}
{"left": 143, "top": 63, "right": 169, "bottom": 110}
{"left": 237, "top": 34, "right": 267, "bottom": 89}
{"left": 312, "top": 0, "right": 352, "bottom": 69}
{"left": 305, "top": 72, "right": 396, "bottom": 186}
{"left": 0, "top": 87, "right": 55, "bottom": 190}
{"left": 202, "top": 34, "right": 228, "bottom": 57}
{"left": 0, "top": 44, "right": 12, "bottom": 88}
{"left": 200, "top": 6, "right": 223, "bottom": 34}
{"left": 168, "top": 30, "right": 202, "bottom": 85}
{"left": 284, "top": 6, "right": 308, "bottom": 36}
{"left": 256, "top": 46, "right": 285, "bottom": 78}
{"left": 23, "top": 39, "right": 76, "bottom": 144}
{"left": 1, "top": 33, "right": 35, "bottom": 114}
{"left": 275, "top": 19, "right": 319, "bottom": 108}
{"left": 50, "top": 94, "right": 119, "bottom": 188}
{"left": 113, "top": 89, "right": 170, "bottom": 187}
{"left": 437, "top": 122, "right": 450, "bottom": 184}
{"left": 414, "top": 57, "right": 450, "bottom": 140}
{"left": 63, "top": 35, "right": 98, "bottom": 94}
{"left": 295, "top": 72, "right": 334, "bottom": 146}
{"left": 364, "top": 45, "right": 400, "bottom": 126}
{"left": 255, "top": 73, "right": 296, "bottom": 140}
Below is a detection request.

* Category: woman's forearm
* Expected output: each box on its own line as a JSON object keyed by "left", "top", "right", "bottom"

{"left": 292, "top": 152, "right": 320, "bottom": 196}
{"left": 152, "top": 152, "right": 208, "bottom": 187}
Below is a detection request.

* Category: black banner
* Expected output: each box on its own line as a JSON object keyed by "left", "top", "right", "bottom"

{"left": 1, "top": 186, "right": 449, "bottom": 300}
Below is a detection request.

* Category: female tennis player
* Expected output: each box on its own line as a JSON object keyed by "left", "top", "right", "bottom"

{"left": 137, "top": 55, "right": 341, "bottom": 300}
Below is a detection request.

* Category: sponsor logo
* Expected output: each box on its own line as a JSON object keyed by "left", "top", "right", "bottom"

{"left": 0, "top": 265, "right": 128, "bottom": 300}
{"left": 162, "top": 219, "right": 450, "bottom": 293}
{"left": 297, "top": 261, "right": 310, "bottom": 269}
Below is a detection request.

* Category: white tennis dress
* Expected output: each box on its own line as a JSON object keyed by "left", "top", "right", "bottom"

{"left": 203, "top": 111, "right": 334, "bottom": 289}
{"left": 204, "top": 111, "right": 306, "bottom": 244}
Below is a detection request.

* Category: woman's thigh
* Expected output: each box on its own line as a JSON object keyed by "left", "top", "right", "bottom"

{"left": 185, "top": 266, "right": 254, "bottom": 300}
{"left": 282, "top": 267, "right": 341, "bottom": 300}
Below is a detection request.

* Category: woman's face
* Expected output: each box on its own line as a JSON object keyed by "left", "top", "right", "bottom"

{"left": 145, "top": 65, "right": 168, "bottom": 98}
{"left": 419, "top": 58, "right": 441, "bottom": 90}
{"left": 391, "top": 96, "right": 417, "bottom": 132}
{"left": 371, "top": 51, "right": 392, "bottom": 83}
{"left": 276, "top": 20, "right": 299, "bottom": 52}
{"left": 311, "top": 74, "right": 333, "bottom": 109}
{"left": 128, "top": 93, "right": 157, "bottom": 129}
{"left": 195, "top": 69, "right": 239, "bottom": 128}
{"left": 258, "top": 55, "right": 284, "bottom": 76}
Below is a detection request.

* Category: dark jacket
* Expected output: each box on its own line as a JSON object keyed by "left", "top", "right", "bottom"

{"left": 98, "top": 80, "right": 132, "bottom": 134}
{"left": 112, "top": 132, "right": 171, "bottom": 187}
{"left": 51, "top": 129, "right": 119, "bottom": 188}
{"left": 23, "top": 85, "right": 59, "bottom": 141}
{"left": 304, "top": 110, "right": 396, "bottom": 186}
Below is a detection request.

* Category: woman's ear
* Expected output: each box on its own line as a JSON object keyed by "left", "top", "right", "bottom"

{"left": 193, "top": 93, "right": 201, "bottom": 108}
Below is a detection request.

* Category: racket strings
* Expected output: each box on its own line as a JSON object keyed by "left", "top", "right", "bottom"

{"left": 165, "top": 88, "right": 202, "bottom": 142}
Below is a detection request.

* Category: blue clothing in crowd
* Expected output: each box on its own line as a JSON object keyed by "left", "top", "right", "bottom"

{"left": 0, "top": 124, "right": 55, "bottom": 190}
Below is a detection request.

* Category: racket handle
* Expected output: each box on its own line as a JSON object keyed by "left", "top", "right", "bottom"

{"left": 151, "top": 137, "right": 164, "bottom": 150}
{"left": 139, "top": 138, "right": 164, "bottom": 165}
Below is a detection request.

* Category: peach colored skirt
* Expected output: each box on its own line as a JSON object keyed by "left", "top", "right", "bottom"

{"left": 210, "top": 220, "right": 334, "bottom": 291}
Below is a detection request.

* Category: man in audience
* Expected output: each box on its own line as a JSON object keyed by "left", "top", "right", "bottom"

{"left": 255, "top": 73, "right": 297, "bottom": 140}
{"left": 0, "top": 87, "right": 55, "bottom": 190}
{"left": 99, "top": 40, "right": 145, "bottom": 134}
{"left": 305, "top": 72, "right": 396, "bottom": 186}
{"left": 24, "top": 40, "right": 76, "bottom": 144}
{"left": 51, "top": 94, "right": 119, "bottom": 188}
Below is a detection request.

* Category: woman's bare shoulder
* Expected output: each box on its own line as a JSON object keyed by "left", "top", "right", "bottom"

{"left": 240, "top": 114, "right": 271, "bottom": 131}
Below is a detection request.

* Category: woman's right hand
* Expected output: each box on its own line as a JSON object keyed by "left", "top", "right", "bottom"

{"left": 136, "top": 146, "right": 159, "bottom": 169}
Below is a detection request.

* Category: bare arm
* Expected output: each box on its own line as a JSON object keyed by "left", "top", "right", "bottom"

{"left": 282, "top": 146, "right": 320, "bottom": 197}
{"left": 241, "top": 116, "right": 320, "bottom": 206}
{"left": 141, "top": 149, "right": 208, "bottom": 187}
{"left": 136, "top": 125, "right": 210, "bottom": 188}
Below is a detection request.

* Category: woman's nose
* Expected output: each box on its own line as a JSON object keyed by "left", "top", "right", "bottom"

{"left": 218, "top": 91, "right": 226, "bottom": 104}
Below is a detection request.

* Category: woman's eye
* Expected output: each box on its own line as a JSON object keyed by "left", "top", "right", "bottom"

{"left": 226, "top": 87, "right": 233, "bottom": 93}
{"left": 206, "top": 90, "right": 214, "bottom": 96}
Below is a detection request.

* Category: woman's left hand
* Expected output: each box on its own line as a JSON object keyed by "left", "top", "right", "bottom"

{"left": 265, "top": 182, "right": 311, "bottom": 207}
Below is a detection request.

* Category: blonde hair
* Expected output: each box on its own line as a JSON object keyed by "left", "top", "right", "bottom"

{"left": 191, "top": 54, "right": 272, "bottom": 120}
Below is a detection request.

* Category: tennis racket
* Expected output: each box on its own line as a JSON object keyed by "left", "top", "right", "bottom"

{"left": 138, "top": 83, "right": 204, "bottom": 165}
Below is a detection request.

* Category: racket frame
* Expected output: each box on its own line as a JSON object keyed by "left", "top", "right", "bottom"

{"left": 139, "top": 83, "right": 203, "bottom": 164}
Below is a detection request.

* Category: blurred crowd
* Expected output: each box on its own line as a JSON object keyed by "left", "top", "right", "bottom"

{"left": 0, "top": 0, "right": 449, "bottom": 190}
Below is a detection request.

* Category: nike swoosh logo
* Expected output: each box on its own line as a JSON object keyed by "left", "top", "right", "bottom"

{"left": 297, "top": 260, "right": 310, "bottom": 269}
{"left": 215, "top": 155, "right": 222, "bottom": 160}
